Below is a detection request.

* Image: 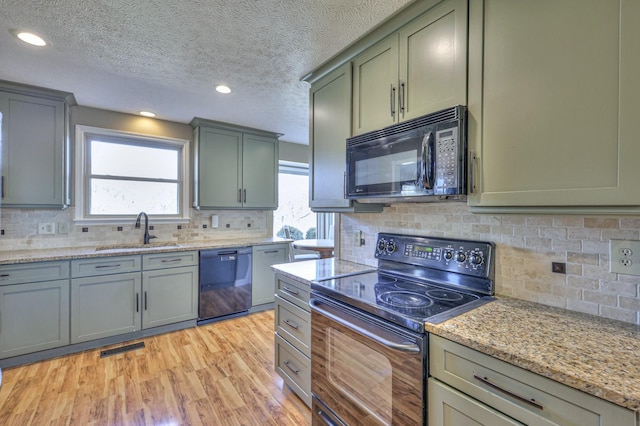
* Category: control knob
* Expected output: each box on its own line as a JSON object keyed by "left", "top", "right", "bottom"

{"left": 386, "top": 240, "right": 397, "bottom": 254}
{"left": 377, "top": 238, "right": 387, "bottom": 254}
{"left": 444, "top": 251, "right": 453, "bottom": 261}
{"left": 455, "top": 251, "right": 467, "bottom": 263}
{"left": 469, "top": 253, "right": 484, "bottom": 265}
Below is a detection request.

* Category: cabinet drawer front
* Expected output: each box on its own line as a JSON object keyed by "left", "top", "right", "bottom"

{"left": 71, "top": 256, "right": 141, "bottom": 277}
{"left": 142, "top": 251, "right": 198, "bottom": 270}
{"left": 275, "top": 275, "right": 310, "bottom": 311}
{"left": 430, "top": 335, "right": 635, "bottom": 426}
{"left": 0, "top": 261, "right": 69, "bottom": 285}
{"left": 275, "top": 295, "right": 311, "bottom": 357}
{"left": 275, "top": 333, "right": 311, "bottom": 406}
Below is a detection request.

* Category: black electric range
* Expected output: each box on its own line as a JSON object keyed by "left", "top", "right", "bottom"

{"left": 311, "top": 233, "right": 495, "bottom": 333}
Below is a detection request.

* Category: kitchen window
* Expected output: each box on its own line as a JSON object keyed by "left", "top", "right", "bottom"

{"left": 75, "top": 125, "right": 189, "bottom": 224}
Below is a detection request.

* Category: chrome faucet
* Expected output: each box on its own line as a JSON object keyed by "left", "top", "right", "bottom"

{"left": 135, "top": 212, "right": 156, "bottom": 244}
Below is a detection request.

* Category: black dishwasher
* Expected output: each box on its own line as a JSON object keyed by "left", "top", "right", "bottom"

{"left": 198, "top": 247, "right": 252, "bottom": 324}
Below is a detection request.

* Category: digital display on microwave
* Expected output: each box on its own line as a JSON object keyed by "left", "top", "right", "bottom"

{"left": 355, "top": 150, "right": 417, "bottom": 186}
{"left": 440, "top": 130, "right": 453, "bottom": 138}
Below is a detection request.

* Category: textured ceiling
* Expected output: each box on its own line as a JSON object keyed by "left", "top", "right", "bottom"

{"left": 0, "top": 0, "right": 414, "bottom": 144}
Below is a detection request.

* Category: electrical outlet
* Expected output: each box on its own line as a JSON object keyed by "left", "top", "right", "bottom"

{"left": 58, "top": 222, "right": 69, "bottom": 234}
{"left": 354, "top": 230, "right": 362, "bottom": 247}
{"left": 38, "top": 222, "right": 56, "bottom": 235}
{"left": 610, "top": 240, "right": 640, "bottom": 276}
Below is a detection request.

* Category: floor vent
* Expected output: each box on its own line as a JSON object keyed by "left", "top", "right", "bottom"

{"left": 100, "top": 342, "right": 145, "bottom": 358}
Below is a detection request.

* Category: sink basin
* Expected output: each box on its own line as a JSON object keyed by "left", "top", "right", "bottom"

{"left": 95, "top": 243, "right": 182, "bottom": 252}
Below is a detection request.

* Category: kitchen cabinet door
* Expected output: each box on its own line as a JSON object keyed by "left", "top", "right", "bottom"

{"left": 309, "top": 63, "right": 383, "bottom": 212}
{"left": 252, "top": 244, "right": 287, "bottom": 306}
{"left": 70, "top": 272, "right": 142, "bottom": 343}
{"left": 0, "top": 87, "right": 71, "bottom": 208}
{"left": 399, "top": 0, "right": 467, "bottom": 122}
{"left": 0, "top": 280, "right": 70, "bottom": 359}
{"left": 242, "top": 133, "right": 278, "bottom": 209}
{"left": 352, "top": 0, "right": 468, "bottom": 136}
{"left": 192, "top": 120, "right": 280, "bottom": 210}
{"left": 352, "top": 36, "right": 399, "bottom": 135}
{"left": 467, "top": 0, "right": 640, "bottom": 211}
{"left": 142, "top": 265, "right": 198, "bottom": 329}
{"left": 197, "top": 126, "right": 243, "bottom": 208}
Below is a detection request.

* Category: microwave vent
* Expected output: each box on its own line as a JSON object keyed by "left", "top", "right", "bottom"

{"left": 347, "top": 105, "right": 464, "bottom": 147}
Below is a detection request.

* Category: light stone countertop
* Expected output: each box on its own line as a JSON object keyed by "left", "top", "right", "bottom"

{"left": 425, "top": 297, "right": 640, "bottom": 412}
{"left": 271, "top": 258, "right": 375, "bottom": 285}
{"left": 0, "top": 237, "right": 291, "bottom": 265}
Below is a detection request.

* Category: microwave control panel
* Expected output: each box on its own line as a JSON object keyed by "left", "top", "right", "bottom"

{"left": 435, "top": 126, "right": 460, "bottom": 191}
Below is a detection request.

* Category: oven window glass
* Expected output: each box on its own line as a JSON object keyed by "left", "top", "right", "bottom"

{"left": 327, "top": 328, "right": 392, "bottom": 425}
{"left": 355, "top": 150, "right": 417, "bottom": 186}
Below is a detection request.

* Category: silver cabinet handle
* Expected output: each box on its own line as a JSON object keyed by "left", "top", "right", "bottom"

{"left": 283, "top": 319, "right": 299, "bottom": 330}
{"left": 95, "top": 264, "right": 121, "bottom": 269}
{"left": 281, "top": 287, "right": 299, "bottom": 296}
{"left": 144, "top": 291, "right": 148, "bottom": 311}
{"left": 160, "top": 258, "right": 182, "bottom": 263}
{"left": 469, "top": 150, "right": 477, "bottom": 194}
{"left": 284, "top": 361, "right": 299, "bottom": 375}
{"left": 399, "top": 80, "right": 405, "bottom": 116}
{"left": 310, "top": 297, "right": 420, "bottom": 353}
{"left": 473, "top": 375, "right": 544, "bottom": 410}
{"left": 263, "top": 250, "right": 279, "bottom": 254}
{"left": 136, "top": 293, "right": 139, "bottom": 313}
{"left": 389, "top": 83, "right": 396, "bottom": 118}
{"left": 243, "top": 188, "right": 247, "bottom": 203}
{"left": 0, "top": 274, "right": 10, "bottom": 278}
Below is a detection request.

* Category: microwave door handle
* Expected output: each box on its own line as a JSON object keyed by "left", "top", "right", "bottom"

{"left": 421, "top": 132, "right": 434, "bottom": 190}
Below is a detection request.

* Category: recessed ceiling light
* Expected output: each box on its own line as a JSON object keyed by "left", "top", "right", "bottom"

{"left": 215, "top": 85, "right": 231, "bottom": 94}
{"left": 139, "top": 111, "right": 156, "bottom": 117}
{"left": 13, "top": 31, "right": 47, "bottom": 47}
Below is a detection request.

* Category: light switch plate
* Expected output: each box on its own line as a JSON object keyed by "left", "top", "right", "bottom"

{"left": 610, "top": 240, "right": 640, "bottom": 276}
{"left": 38, "top": 222, "right": 56, "bottom": 235}
{"left": 354, "top": 230, "right": 362, "bottom": 247}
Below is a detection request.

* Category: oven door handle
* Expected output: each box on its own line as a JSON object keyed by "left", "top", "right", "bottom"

{"left": 309, "top": 298, "right": 420, "bottom": 353}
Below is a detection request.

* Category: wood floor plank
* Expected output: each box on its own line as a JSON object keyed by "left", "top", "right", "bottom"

{"left": 0, "top": 310, "right": 310, "bottom": 425}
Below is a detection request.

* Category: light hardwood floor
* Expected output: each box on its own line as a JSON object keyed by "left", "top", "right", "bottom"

{"left": 0, "top": 310, "right": 311, "bottom": 425}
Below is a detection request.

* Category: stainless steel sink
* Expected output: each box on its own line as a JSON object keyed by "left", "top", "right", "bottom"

{"left": 95, "top": 242, "right": 182, "bottom": 252}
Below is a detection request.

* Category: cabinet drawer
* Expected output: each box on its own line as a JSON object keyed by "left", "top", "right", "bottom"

{"left": 71, "top": 255, "right": 141, "bottom": 278}
{"left": 430, "top": 335, "right": 635, "bottom": 426}
{"left": 275, "top": 333, "right": 311, "bottom": 407}
{"left": 142, "top": 251, "right": 198, "bottom": 270}
{"left": 275, "top": 275, "right": 310, "bottom": 311}
{"left": 275, "top": 295, "right": 311, "bottom": 357}
{"left": 0, "top": 260, "right": 69, "bottom": 286}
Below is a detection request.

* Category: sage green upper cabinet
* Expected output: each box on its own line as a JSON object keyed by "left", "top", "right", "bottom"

{"left": 309, "top": 63, "right": 383, "bottom": 213}
{"left": 191, "top": 119, "right": 279, "bottom": 210}
{"left": 0, "top": 81, "right": 74, "bottom": 208}
{"left": 467, "top": 0, "right": 640, "bottom": 212}
{"left": 352, "top": 0, "right": 468, "bottom": 136}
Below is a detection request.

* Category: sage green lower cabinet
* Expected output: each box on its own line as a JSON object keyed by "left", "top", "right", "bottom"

{"left": 429, "top": 335, "right": 635, "bottom": 426}
{"left": 273, "top": 273, "right": 311, "bottom": 407}
{"left": 141, "top": 266, "right": 198, "bottom": 329}
{"left": 0, "top": 280, "right": 70, "bottom": 359}
{"left": 252, "top": 244, "right": 288, "bottom": 307}
{"left": 71, "top": 272, "right": 141, "bottom": 344}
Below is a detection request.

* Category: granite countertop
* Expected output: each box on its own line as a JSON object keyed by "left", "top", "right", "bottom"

{"left": 426, "top": 297, "right": 640, "bottom": 412}
{"left": 271, "top": 258, "right": 375, "bottom": 285}
{"left": 0, "top": 237, "right": 291, "bottom": 265}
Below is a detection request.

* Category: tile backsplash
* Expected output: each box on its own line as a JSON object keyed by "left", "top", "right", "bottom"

{"left": 340, "top": 203, "right": 640, "bottom": 325}
{"left": 0, "top": 209, "right": 268, "bottom": 251}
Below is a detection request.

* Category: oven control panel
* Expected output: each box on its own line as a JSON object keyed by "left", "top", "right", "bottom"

{"left": 375, "top": 233, "right": 494, "bottom": 279}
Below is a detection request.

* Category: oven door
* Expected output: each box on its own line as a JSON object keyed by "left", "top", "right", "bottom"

{"left": 310, "top": 294, "right": 426, "bottom": 426}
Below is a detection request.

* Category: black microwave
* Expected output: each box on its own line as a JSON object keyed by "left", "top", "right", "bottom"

{"left": 346, "top": 105, "right": 467, "bottom": 203}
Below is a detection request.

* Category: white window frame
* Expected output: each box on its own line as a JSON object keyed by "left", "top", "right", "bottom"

{"left": 74, "top": 125, "right": 190, "bottom": 224}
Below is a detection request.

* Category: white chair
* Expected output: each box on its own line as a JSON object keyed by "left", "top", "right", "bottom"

{"left": 284, "top": 226, "right": 321, "bottom": 262}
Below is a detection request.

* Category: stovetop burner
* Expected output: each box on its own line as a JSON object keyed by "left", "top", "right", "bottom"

{"left": 376, "top": 290, "right": 434, "bottom": 310}
{"left": 310, "top": 233, "right": 495, "bottom": 332}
